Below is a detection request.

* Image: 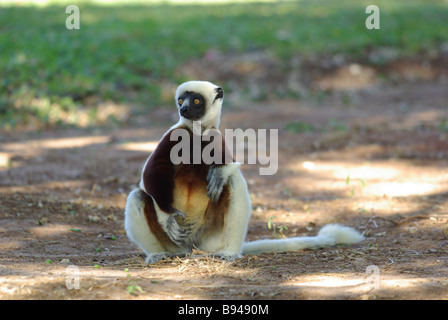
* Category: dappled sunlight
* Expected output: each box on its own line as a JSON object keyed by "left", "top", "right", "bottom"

{"left": 0, "top": 240, "right": 23, "bottom": 251}
{"left": 285, "top": 273, "right": 448, "bottom": 298}
{"left": 0, "top": 180, "right": 90, "bottom": 194}
{"left": 290, "top": 275, "right": 365, "bottom": 288}
{"left": 399, "top": 109, "right": 448, "bottom": 129}
{"left": 300, "top": 161, "right": 400, "bottom": 180}
{"left": 331, "top": 164, "right": 399, "bottom": 181}
{"left": 0, "top": 0, "right": 52, "bottom": 5}
{"left": 27, "top": 223, "right": 77, "bottom": 239}
{"left": 292, "top": 160, "right": 448, "bottom": 198}
{"left": 30, "top": 135, "right": 112, "bottom": 149}
{"left": 116, "top": 141, "right": 159, "bottom": 153}
{"left": 349, "top": 198, "right": 420, "bottom": 216}
{"left": 0, "top": 135, "right": 112, "bottom": 161}
{"left": 0, "top": 135, "right": 113, "bottom": 176}
{"left": 0, "top": 0, "right": 292, "bottom": 6}
{"left": 364, "top": 182, "right": 439, "bottom": 197}
{"left": 0, "top": 152, "right": 10, "bottom": 168}
{"left": 0, "top": 259, "right": 261, "bottom": 299}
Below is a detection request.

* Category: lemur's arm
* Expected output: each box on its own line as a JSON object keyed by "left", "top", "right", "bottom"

{"left": 140, "top": 130, "right": 190, "bottom": 246}
{"left": 205, "top": 130, "right": 237, "bottom": 203}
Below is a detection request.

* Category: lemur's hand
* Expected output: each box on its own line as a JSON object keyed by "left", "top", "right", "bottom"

{"left": 206, "top": 165, "right": 225, "bottom": 202}
{"left": 166, "top": 210, "right": 190, "bottom": 246}
{"left": 206, "top": 163, "right": 241, "bottom": 203}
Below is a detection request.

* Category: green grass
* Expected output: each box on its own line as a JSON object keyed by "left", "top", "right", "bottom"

{"left": 284, "top": 118, "right": 349, "bottom": 134}
{"left": 1, "top": 0, "right": 447, "bottom": 129}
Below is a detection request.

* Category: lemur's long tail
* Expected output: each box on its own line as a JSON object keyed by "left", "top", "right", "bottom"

{"left": 242, "top": 224, "right": 364, "bottom": 254}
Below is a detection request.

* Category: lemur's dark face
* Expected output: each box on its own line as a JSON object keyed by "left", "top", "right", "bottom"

{"left": 177, "top": 91, "right": 206, "bottom": 121}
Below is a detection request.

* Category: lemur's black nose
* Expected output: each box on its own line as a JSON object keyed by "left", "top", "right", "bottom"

{"left": 180, "top": 106, "right": 188, "bottom": 116}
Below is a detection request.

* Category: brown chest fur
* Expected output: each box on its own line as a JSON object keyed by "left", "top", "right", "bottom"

{"left": 172, "top": 163, "right": 229, "bottom": 236}
{"left": 173, "top": 164, "right": 209, "bottom": 228}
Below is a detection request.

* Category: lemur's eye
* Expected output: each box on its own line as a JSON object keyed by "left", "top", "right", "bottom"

{"left": 178, "top": 99, "right": 183, "bottom": 105}
{"left": 194, "top": 99, "right": 200, "bottom": 105}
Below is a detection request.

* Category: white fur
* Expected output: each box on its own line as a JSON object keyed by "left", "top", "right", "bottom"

{"left": 199, "top": 166, "right": 251, "bottom": 259}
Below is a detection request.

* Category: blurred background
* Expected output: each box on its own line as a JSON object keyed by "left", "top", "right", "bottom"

{"left": 1, "top": 0, "right": 447, "bottom": 130}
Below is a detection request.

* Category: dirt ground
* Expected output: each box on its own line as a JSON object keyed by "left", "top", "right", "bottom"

{"left": 1, "top": 57, "right": 448, "bottom": 300}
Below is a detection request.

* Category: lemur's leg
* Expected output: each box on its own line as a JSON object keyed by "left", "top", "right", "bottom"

{"left": 202, "top": 163, "right": 251, "bottom": 260}
{"left": 124, "top": 189, "right": 188, "bottom": 264}
{"left": 151, "top": 195, "right": 192, "bottom": 247}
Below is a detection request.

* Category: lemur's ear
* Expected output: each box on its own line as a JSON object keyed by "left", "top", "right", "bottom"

{"left": 214, "top": 87, "right": 224, "bottom": 101}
